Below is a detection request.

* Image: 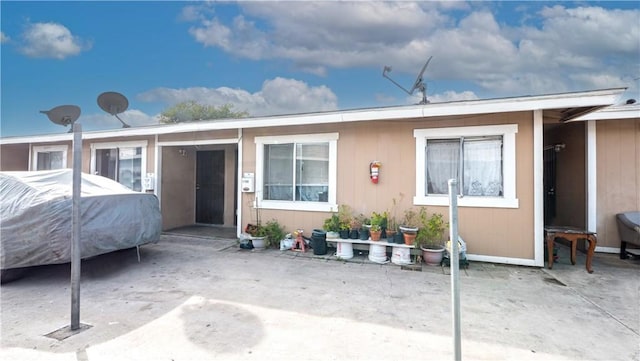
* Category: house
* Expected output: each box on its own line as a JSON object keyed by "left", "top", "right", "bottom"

{"left": 1, "top": 88, "right": 634, "bottom": 267}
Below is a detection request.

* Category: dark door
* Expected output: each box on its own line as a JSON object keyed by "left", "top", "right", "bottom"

{"left": 543, "top": 148, "right": 557, "bottom": 225}
{"left": 196, "top": 150, "right": 225, "bottom": 224}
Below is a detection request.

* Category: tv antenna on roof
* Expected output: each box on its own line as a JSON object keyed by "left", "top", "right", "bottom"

{"left": 382, "top": 56, "right": 432, "bottom": 105}
{"left": 97, "top": 91, "right": 131, "bottom": 128}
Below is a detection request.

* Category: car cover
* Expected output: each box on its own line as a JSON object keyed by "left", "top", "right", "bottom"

{"left": 1, "top": 170, "right": 161, "bottom": 270}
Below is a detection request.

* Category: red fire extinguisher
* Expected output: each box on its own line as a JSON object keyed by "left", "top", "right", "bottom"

{"left": 370, "top": 161, "right": 381, "bottom": 184}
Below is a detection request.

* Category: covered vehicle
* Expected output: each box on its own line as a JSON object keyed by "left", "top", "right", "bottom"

{"left": 1, "top": 170, "right": 161, "bottom": 273}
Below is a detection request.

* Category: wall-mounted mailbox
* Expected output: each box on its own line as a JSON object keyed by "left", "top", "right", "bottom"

{"left": 241, "top": 172, "right": 255, "bottom": 193}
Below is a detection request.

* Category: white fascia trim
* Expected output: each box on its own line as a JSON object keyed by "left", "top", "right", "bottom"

{"left": 157, "top": 138, "right": 239, "bottom": 147}
{"left": 2, "top": 88, "right": 625, "bottom": 145}
{"left": 90, "top": 140, "right": 148, "bottom": 150}
{"left": 154, "top": 134, "right": 160, "bottom": 201}
{"left": 533, "top": 109, "right": 544, "bottom": 267}
{"left": 573, "top": 104, "right": 640, "bottom": 121}
{"left": 413, "top": 124, "right": 518, "bottom": 209}
{"left": 586, "top": 120, "right": 597, "bottom": 233}
{"left": 466, "top": 254, "right": 538, "bottom": 267}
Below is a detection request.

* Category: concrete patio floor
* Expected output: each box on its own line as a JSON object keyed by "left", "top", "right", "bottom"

{"left": 1, "top": 233, "right": 638, "bottom": 361}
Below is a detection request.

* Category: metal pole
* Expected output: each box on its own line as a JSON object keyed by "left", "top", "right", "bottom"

{"left": 71, "top": 123, "right": 82, "bottom": 330}
{"left": 448, "top": 179, "right": 461, "bottom": 361}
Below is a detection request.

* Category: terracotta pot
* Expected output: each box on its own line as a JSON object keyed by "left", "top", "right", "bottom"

{"left": 403, "top": 232, "right": 416, "bottom": 245}
{"left": 370, "top": 230, "right": 382, "bottom": 241}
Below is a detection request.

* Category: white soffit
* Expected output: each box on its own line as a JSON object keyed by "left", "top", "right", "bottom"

{"left": 571, "top": 103, "right": 640, "bottom": 121}
{"left": 1, "top": 88, "right": 626, "bottom": 145}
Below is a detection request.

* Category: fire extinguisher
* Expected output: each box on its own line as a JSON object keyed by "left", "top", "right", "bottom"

{"left": 370, "top": 161, "right": 381, "bottom": 184}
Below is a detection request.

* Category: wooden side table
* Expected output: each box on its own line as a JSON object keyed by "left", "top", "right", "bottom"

{"left": 545, "top": 226, "right": 597, "bottom": 273}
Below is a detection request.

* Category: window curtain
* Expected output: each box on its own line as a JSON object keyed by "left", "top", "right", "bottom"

{"left": 264, "top": 144, "right": 294, "bottom": 200}
{"left": 426, "top": 139, "right": 460, "bottom": 194}
{"left": 463, "top": 138, "right": 503, "bottom": 196}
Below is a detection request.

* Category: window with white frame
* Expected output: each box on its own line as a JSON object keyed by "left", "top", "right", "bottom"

{"left": 90, "top": 141, "right": 147, "bottom": 192}
{"left": 414, "top": 124, "right": 518, "bottom": 208}
{"left": 32, "top": 145, "right": 68, "bottom": 170}
{"left": 255, "top": 133, "right": 338, "bottom": 212}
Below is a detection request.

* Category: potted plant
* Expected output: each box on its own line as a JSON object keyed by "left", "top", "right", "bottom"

{"left": 246, "top": 219, "right": 286, "bottom": 249}
{"left": 369, "top": 211, "right": 386, "bottom": 241}
{"left": 400, "top": 208, "right": 420, "bottom": 245}
{"left": 337, "top": 205, "right": 353, "bottom": 239}
{"left": 414, "top": 210, "right": 448, "bottom": 266}
{"left": 323, "top": 213, "right": 341, "bottom": 238}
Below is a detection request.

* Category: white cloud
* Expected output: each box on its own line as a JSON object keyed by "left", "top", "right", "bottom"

{"left": 19, "top": 22, "right": 90, "bottom": 59}
{"left": 137, "top": 77, "right": 338, "bottom": 116}
{"left": 428, "top": 90, "right": 479, "bottom": 103}
{"left": 184, "top": 2, "right": 639, "bottom": 97}
{"left": 0, "top": 32, "right": 9, "bottom": 43}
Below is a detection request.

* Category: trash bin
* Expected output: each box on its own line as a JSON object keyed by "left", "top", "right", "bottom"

{"left": 311, "top": 229, "right": 327, "bottom": 255}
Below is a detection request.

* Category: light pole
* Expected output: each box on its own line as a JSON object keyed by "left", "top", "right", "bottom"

{"left": 40, "top": 105, "right": 84, "bottom": 332}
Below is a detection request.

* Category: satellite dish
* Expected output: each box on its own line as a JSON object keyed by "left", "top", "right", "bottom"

{"left": 97, "top": 91, "right": 131, "bottom": 128}
{"left": 382, "top": 56, "right": 433, "bottom": 105}
{"left": 40, "top": 105, "right": 81, "bottom": 127}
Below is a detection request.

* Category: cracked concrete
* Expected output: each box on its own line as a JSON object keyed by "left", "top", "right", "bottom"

{"left": 1, "top": 233, "right": 638, "bottom": 361}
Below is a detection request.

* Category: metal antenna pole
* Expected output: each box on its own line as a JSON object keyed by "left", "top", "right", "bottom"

{"left": 71, "top": 122, "right": 82, "bottom": 330}
{"left": 448, "top": 179, "right": 461, "bottom": 361}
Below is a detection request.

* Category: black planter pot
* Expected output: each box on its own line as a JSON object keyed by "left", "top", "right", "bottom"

{"left": 359, "top": 229, "right": 369, "bottom": 240}
{"left": 349, "top": 230, "right": 359, "bottom": 239}
{"left": 394, "top": 232, "right": 404, "bottom": 244}
{"left": 381, "top": 227, "right": 387, "bottom": 239}
{"left": 339, "top": 230, "right": 350, "bottom": 239}
{"left": 311, "top": 229, "right": 327, "bottom": 255}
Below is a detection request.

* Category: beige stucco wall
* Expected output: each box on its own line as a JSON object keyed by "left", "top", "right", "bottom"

{"left": 596, "top": 118, "right": 640, "bottom": 248}
{"left": 1, "top": 144, "right": 31, "bottom": 171}
{"left": 240, "top": 111, "right": 536, "bottom": 260}
{"left": 545, "top": 122, "right": 586, "bottom": 228}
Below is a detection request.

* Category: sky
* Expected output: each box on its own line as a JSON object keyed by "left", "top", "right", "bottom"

{"left": 1, "top": 1, "right": 639, "bottom": 137}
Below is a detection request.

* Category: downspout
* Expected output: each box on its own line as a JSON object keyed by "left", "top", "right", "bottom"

{"left": 533, "top": 109, "right": 544, "bottom": 267}
{"left": 236, "top": 128, "right": 243, "bottom": 238}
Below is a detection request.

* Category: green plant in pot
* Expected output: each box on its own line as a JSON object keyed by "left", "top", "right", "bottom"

{"left": 337, "top": 205, "right": 353, "bottom": 239}
{"left": 414, "top": 210, "right": 448, "bottom": 265}
{"left": 247, "top": 219, "right": 285, "bottom": 249}
{"left": 323, "top": 213, "right": 341, "bottom": 238}
{"left": 369, "top": 211, "right": 386, "bottom": 241}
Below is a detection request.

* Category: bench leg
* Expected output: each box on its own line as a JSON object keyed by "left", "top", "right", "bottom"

{"left": 570, "top": 237, "right": 577, "bottom": 265}
{"left": 546, "top": 235, "right": 555, "bottom": 269}
{"left": 585, "top": 236, "right": 596, "bottom": 274}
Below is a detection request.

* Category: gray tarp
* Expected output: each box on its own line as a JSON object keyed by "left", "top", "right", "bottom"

{"left": 1, "top": 170, "right": 162, "bottom": 270}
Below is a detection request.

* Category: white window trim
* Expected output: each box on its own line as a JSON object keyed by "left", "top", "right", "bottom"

{"left": 31, "top": 145, "right": 68, "bottom": 170}
{"left": 413, "top": 124, "right": 519, "bottom": 208}
{"left": 255, "top": 133, "right": 338, "bottom": 212}
{"left": 90, "top": 140, "right": 148, "bottom": 191}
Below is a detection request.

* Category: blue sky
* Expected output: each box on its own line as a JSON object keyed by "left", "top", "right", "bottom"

{"left": 1, "top": 1, "right": 639, "bottom": 137}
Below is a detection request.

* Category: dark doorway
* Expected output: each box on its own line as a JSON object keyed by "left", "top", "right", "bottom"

{"left": 543, "top": 147, "right": 557, "bottom": 225}
{"left": 196, "top": 150, "right": 225, "bottom": 224}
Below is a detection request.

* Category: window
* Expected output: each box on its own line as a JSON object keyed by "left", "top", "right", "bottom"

{"left": 32, "top": 145, "right": 67, "bottom": 170}
{"left": 90, "top": 141, "right": 147, "bottom": 192}
{"left": 414, "top": 125, "right": 518, "bottom": 208}
{"left": 256, "top": 133, "right": 338, "bottom": 212}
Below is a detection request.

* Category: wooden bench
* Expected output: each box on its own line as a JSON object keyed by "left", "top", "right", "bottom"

{"left": 544, "top": 226, "right": 597, "bottom": 273}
